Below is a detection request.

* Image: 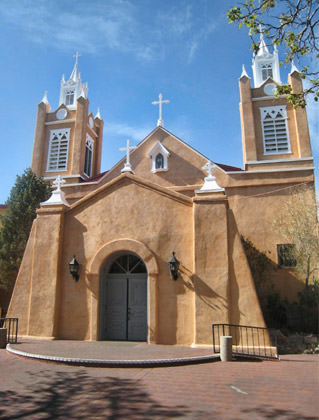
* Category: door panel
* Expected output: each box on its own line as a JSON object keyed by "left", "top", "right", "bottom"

{"left": 128, "top": 276, "right": 147, "bottom": 341}
{"left": 105, "top": 276, "right": 127, "bottom": 340}
{"left": 100, "top": 254, "right": 148, "bottom": 341}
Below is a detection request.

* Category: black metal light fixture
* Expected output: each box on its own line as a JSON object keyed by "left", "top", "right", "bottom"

{"left": 168, "top": 251, "right": 180, "bottom": 280}
{"left": 69, "top": 255, "right": 80, "bottom": 281}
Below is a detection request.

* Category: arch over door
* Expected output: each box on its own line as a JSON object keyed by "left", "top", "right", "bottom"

{"left": 99, "top": 254, "right": 147, "bottom": 341}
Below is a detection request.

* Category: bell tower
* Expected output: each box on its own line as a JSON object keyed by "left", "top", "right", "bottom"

{"left": 251, "top": 31, "right": 281, "bottom": 88}
{"left": 239, "top": 33, "right": 313, "bottom": 171}
{"left": 58, "top": 52, "right": 88, "bottom": 110}
{"left": 31, "top": 54, "right": 103, "bottom": 184}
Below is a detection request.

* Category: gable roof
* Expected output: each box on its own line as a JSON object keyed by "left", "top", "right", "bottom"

{"left": 83, "top": 126, "right": 242, "bottom": 187}
{"left": 68, "top": 172, "right": 193, "bottom": 212}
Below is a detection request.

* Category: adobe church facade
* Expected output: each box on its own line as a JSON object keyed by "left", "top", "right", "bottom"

{"left": 8, "top": 38, "right": 315, "bottom": 344}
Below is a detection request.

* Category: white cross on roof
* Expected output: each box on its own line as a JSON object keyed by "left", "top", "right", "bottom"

{"left": 152, "top": 93, "right": 170, "bottom": 127}
{"left": 53, "top": 175, "right": 66, "bottom": 191}
{"left": 119, "top": 139, "right": 136, "bottom": 173}
{"left": 202, "top": 161, "right": 216, "bottom": 179}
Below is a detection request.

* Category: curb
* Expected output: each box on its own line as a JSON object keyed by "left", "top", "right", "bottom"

{"left": 6, "top": 344, "right": 220, "bottom": 368}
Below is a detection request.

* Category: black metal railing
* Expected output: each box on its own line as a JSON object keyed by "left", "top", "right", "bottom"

{"left": 0, "top": 318, "right": 18, "bottom": 344}
{"left": 212, "top": 323, "right": 278, "bottom": 359}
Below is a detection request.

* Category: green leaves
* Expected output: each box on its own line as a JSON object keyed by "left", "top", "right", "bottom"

{"left": 227, "top": 0, "right": 319, "bottom": 107}
{"left": 0, "top": 169, "right": 52, "bottom": 291}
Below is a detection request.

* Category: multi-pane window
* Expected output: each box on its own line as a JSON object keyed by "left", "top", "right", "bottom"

{"left": 65, "top": 90, "right": 75, "bottom": 106}
{"left": 260, "top": 106, "right": 290, "bottom": 154}
{"left": 155, "top": 153, "right": 164, "bottom": 169}
{"left": 47, "top": 128, "right": 70, "bottom": 171}
{"left": 84, "top": 134, "right": 94, "bottom": 177}
{"left": 262, "top": 64, "right": 273, "bottom": 81}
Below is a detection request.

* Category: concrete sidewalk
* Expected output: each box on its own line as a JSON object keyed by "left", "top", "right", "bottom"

{"left": 7, "top": 338, "right": 218, "bottom": 367}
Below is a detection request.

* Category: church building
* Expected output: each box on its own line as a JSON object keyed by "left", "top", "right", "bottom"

{"left": 7, "top": 37, "right": 315, "bottom": 345}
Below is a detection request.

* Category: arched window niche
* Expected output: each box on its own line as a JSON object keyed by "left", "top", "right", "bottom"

{"left": 148, "top": 141, "right": 170, "bottom": 173}
{"left": 155, "top": 153, "right": 164, "bottom": 169}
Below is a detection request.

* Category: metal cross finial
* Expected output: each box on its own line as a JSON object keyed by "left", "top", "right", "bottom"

{"left": 152, "top": 93, "right": 170, "bottom": 127}
{"left": 119, "top": 139, "right": 137, "bottom": 173}
{"left": 202, "top": 161, "right": 216, "bottom": 179}
{"left": 53, "top": 175, "right": 66, "bottom": 191}
{"left": 73, "top": 51, "right": 82, "bottom": 63}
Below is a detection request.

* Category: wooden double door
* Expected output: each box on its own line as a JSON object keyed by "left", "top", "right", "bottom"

{"left": 100, "top": 254, "right": 147, "bottom": 341}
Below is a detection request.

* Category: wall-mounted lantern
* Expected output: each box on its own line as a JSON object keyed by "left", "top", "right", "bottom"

{"left": 168, "top": 251, "right": 180, "bottom": 281}
{"left": 69, "top": 255, "right": 80, "bottom": 281}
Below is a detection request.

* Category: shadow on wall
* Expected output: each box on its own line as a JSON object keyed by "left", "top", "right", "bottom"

{"left": 0, "top": 369, "right": 206, "bottom": 419}
{"left": 187, "top": 273, "right": 229, "bottom": 312}
{"left": 227, "top": 208, "right": 306, "bottom": 330}
{"left": 241, "top": 235, "right": 305, "bottom": 331}
{"left": 227, "top": 209, "right": 248, "bottom": 327}
{"left": 58, "top": 217, "right": 89, "bottom": 340}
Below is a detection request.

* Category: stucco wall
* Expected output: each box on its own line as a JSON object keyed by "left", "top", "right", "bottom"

{"left": 58, "top": 175, "right": 195, "bottom": 344}
{"left": 226, "top": 182, "right": 315, "bottom": 300}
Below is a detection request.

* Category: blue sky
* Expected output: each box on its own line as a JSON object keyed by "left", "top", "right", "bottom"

{"left": 0, "top": 0, "right": 317, "bottom": 203}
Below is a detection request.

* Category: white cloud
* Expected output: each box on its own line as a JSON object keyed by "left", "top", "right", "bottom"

{"left": 157, "top": 4, "right": 217, "bottom": 62}
{"left": 187, "top": 21, "right": 217, "bottom": 63}
{"left": 103, "top": 121, "right": 152, "bottom": 142}
{"left": 0, "top": 0, "right": 217, "bottom": 63}
{"left": 0, "top": 0, "right": 154, "bottom": 59}
{"left": 188, "top": 41, "right": 199, "bottom": 63}
{"left": 157, "top": 5, "right": 192, "bottom": 35}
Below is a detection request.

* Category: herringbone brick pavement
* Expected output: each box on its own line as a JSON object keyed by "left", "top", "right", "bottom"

{"left": 0, "top": 350, "right": 318, "bottom": 419}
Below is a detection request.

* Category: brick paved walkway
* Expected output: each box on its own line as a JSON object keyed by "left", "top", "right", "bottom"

{"left": 0, "top": 350, "right": 318, "bottom": 419}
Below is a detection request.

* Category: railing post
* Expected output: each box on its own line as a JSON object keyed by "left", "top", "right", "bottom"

{"left": 0, "top": 328, "right": 7, "bottom": 348}
{"left": 15, "top": 318, "right": 18, "bottom": 343}
{"left": 220, "top": 336, "right": 232, "bottom": 362}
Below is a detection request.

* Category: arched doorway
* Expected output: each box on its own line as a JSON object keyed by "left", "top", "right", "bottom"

{"left": 99, "top": 253, "right": 147, "bottom": 341}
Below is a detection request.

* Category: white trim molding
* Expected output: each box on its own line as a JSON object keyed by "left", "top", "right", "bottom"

{"left": 148, "top": 141, "right": 170, "bottom": 173}
{"left": 227, "top": 167, "right": 314, "bottom": 175}
{"left": 46, "top": 128, "right": 70, "bottom": 172}
{"left": 45, "top": 119, "right": 75, "bottom": 126}
{"left": 260, "top": 105, "right": 291, "bottom": 155}
{"left": 247, "top": 157, "right": 313, "bottom": 165}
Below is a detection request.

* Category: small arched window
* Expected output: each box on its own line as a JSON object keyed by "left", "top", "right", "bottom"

{"left": 65, "top": 90, "right": 75, "bottom": 106}
{"left": 262, "top": 64, "right": 273, "bottom": 81}
{"left": 155, "top": 153, "right": 164, "bottom": 169}
{"left": 148, "top": 141, "right": 169, "bottom": 172}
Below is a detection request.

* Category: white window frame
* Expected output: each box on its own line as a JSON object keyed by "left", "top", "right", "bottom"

{"left": 84, "top": 134, "right": 94, "bottom": 177}
{"left": 148, "top": 141, "right": 170, "bottom": 173}
{"left": 155, "top": 153, "right": 164, "bottom": 170}
{"left": 260, "top": 106, "right": 291, "bottom": 155}
{"left": 65, "top": 89, "right": 75, "bottom": 106}
{"left": 46, "top": 128, "right": 70, "bottom": 172}
{"left": 261, "top": 63, "right": 273, "bottom": 81}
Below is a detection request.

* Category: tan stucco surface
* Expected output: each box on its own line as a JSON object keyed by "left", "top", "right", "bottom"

{"left": 8, "top": 70, "right": 316, "bottom": 346}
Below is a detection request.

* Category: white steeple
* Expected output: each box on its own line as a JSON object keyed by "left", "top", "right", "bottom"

{"left": 41, "top": 91, "right": 49, "bottom": 105}
{"left": 70, "top": 51, "right": 81, "bottom": 82}
{"left": 252, "top": 29, "right": 281, "bottom": 88}
{"left": 95, "top": 107, "right": 101, "bottom": 119}
{"left": 59, "top": 52, "right": 88, "bottom": 110}
{"left": 240, "top": 64, "right": 250, "bottom": 79}
{"left": 256, "top": 30, "right": 269, "bottom": 56}
{"left": 290, "top": 60, "right": 299, "bottom": 74}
